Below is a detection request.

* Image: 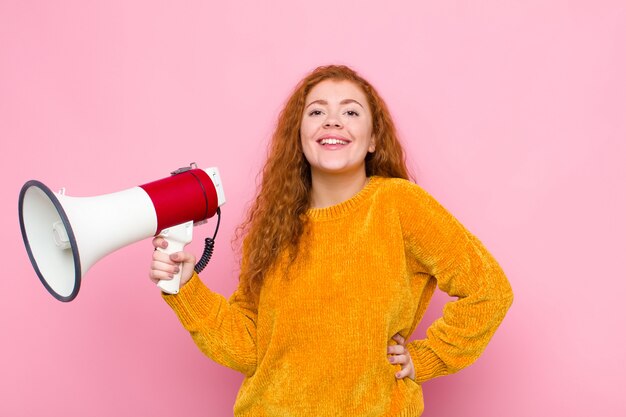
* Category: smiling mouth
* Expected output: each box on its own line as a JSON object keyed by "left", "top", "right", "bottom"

{"left": 317, "top": 137, "right": 351, "bottom": 146}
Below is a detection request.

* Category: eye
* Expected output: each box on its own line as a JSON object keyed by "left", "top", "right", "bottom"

{"left": 345, "top": 110, "right": 360, "bottom": 117}
{"left": 308, "top": 109, "right": 323, "bottom": 116}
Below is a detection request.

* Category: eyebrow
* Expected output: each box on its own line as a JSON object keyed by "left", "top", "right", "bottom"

{"left": 305, "top": 99, "right": 364, "bottom": 109}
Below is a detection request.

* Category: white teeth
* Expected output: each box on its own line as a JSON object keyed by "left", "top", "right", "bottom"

{"left": 320, "top": 138, "right": 348, "bottom": 145}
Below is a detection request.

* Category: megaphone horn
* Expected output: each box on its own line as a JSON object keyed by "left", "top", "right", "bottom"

{"left": 18, "top": 164, "right": 225, "bottom": 302}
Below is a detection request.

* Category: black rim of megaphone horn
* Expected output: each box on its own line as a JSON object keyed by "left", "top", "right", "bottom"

{"left": 18, "top": 180, "right": 81, "bottom": 302}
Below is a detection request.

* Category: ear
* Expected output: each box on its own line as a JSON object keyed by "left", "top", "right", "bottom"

{"left": 368, "top": 135, "right": 376, "bottom": 153}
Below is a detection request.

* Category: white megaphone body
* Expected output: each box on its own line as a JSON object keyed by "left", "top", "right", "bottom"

{"left": 18, "top": 163, "right": 225, "bottom": 302}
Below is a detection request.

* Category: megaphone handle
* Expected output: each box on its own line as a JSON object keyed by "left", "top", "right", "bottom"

{"left": 156, "top": 221, "right": 194, "bottom": 295}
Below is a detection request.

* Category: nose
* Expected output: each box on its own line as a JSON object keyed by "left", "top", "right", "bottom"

{"left": 324, "top": 114, "right": 342, "bottom": 128}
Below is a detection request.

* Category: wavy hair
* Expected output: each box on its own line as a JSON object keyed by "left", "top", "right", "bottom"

{"left": 236, "top": 65, "right": 412, "bottom": 303}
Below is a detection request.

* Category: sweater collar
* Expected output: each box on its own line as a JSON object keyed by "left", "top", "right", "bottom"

{"left": 306, "top": 176, "right": 381, "bottom": 221}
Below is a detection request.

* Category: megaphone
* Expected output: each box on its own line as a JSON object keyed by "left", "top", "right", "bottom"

{"left": 18, "top": 163, "right": 225, "bottom": 302}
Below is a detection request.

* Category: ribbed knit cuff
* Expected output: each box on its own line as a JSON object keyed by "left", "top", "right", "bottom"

{"left": 406, "top": 339, "right": 449, "bottom": 384}
{"left": 161, "top": 271, "right": 223, "bottom": 330}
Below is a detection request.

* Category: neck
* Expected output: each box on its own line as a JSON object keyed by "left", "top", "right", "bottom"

{"left": 309, "top": 170, "right": 369, "bottom": 209}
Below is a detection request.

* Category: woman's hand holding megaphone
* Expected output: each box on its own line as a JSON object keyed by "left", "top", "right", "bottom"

{"left": 149, "top": 237, "right": 196, "bottom": 289}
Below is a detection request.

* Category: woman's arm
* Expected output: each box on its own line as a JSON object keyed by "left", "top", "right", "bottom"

{"left": 150, "top": 236, "right": 258, "bottom": 377}
{"left": 397, "top": 181, "right": 514, "bottom": 384}
{"left": 162, "top": 272, "right": 258, "bottom": 377}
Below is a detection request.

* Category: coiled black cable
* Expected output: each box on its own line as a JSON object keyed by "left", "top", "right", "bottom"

{"left": 194, "top": 207, "right": 221, "bottom": 273}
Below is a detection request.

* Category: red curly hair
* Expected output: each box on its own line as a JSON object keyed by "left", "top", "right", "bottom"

{"left": 236, "top": 64, "right": 412, "bottom": 302}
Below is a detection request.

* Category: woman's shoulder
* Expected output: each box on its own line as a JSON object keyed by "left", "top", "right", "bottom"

{"left": 372, "top": 176, "right": 446, "bottom": 216}
{"left": 373, "top": 176, "right": 428, "bottom": 199}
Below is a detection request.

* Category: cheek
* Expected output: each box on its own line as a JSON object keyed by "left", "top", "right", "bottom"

{"left": 300, "top": 119, "right": 315, "bottom": 140}
{"left": 300, "top": 122, "right": 319, "bottom": 155}
{"left": 299, "top": 130, "right": 314, "bottom": 161}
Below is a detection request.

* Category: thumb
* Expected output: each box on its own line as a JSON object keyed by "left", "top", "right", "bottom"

{"left": 169, "top": 251, "right": 197, "bottom": 287}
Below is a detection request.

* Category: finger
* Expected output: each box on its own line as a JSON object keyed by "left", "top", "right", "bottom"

{"left": 152, "top": 237, "right": 168, "bottom": 249}
{"left": 395, "top": 367, "right": 410, "bottom": 379}
{"left": 393, "top": 333, "right": 405, "bottom": 345}
{"left": 170, "top": 251, "right": 195, "bottom": 264}
{"left": 388, "top": 353, "right": 409, "bottom": 365}
{"left": 152, "top": 251, "right": 177, "bottom": 265}
{"left": 149, "top": 269, "right": 175, "bottom": 283}
{"left": 387, "top": 345, "right": 406, "bottom": 355}
{"left": 151, "top": 260, "right": 180, "bottom": 275}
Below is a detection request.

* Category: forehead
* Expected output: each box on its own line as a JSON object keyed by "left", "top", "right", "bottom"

{"left": 305, "top": 79, "right": 369, "bottom": 104}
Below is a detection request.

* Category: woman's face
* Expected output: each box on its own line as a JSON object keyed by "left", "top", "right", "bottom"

{"left": 300, "top": 79, "right": 376, "bottom": 178}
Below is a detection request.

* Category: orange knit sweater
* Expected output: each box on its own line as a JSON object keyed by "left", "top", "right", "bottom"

{"left": 163, "top": 176, "right": 514, "bottom": 416}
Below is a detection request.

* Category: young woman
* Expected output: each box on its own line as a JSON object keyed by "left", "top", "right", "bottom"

{"left": 149, "top": 65, "right": 514, "bottom": 416}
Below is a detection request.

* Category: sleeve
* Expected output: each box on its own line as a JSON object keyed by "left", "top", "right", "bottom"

{"left": 162, "top": 270, "right": 258, "bottom": 377}
{"left": 396, "top": 181, "right": 514, "bottom": 384}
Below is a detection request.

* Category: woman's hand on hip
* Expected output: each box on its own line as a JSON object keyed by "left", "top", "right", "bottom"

{"left": 388, "top": 333, "right": 416, "bottom": 381}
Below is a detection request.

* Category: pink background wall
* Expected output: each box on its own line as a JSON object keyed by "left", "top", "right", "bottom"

{"left": 2, "top": 1, "right": 625, "bottom": 416}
